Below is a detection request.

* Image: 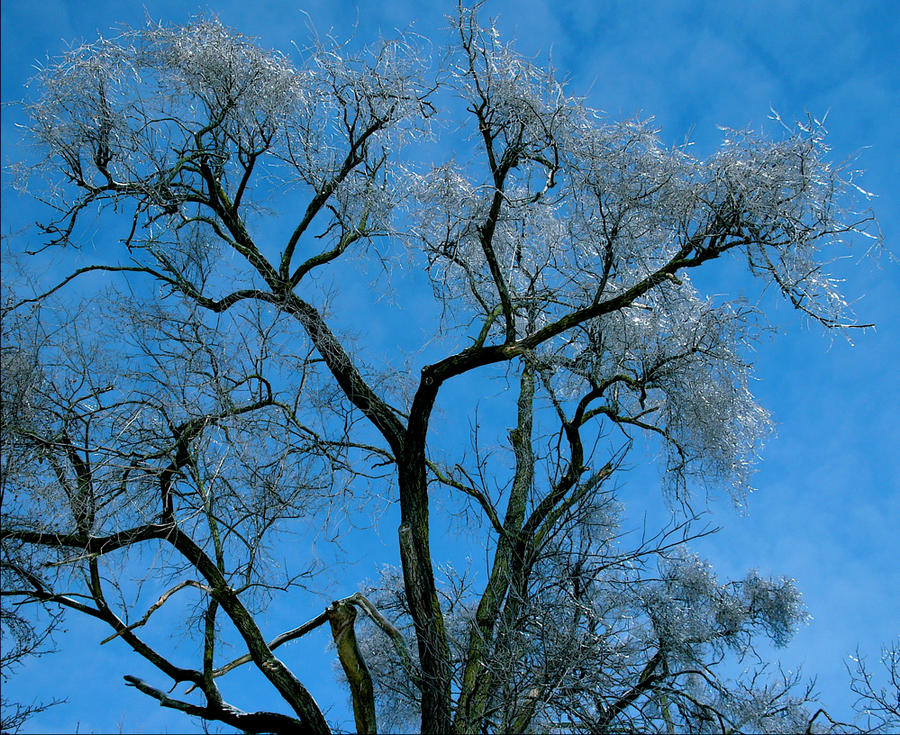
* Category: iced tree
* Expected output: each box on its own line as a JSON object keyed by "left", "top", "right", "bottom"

{"left": 848, "top": 641, "right": 900, "bottom": 733}
{"left": 1, "top": 5, "right": 880, "bottom": 733}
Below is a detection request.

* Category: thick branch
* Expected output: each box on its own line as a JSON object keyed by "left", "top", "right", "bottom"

{"left": 454, "top": 359, "right": 535, "bottom": 734}
{"left": 597, "top": 649, "right": 667, "bottom": 730}
{"left": 280, "top": 294, "right": 406, "bottom": 457}
{"left": 123, "top": 676, "right": 305, "bottom": 735}
{"left": 196, "top": 610, "right": 330, "bottom": 684}
{"left": 328, "top": 601, "right": 377, "bottom": 734}
{"left": 425, "top": 225, "right": 737, "bottom": 387}
{"left": 2, "top": 524, "right": 330, "bottom": 733}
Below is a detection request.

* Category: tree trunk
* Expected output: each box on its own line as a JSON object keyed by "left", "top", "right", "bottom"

{"left": 399, "top": 377, "right": 453, "bottom": 734}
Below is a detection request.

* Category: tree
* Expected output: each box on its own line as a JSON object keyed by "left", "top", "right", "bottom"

{"left": 0, "top": 6, "right": 884, "bottom": 733}
{"left": 847, "top": 641, "right": 900, "bottom": 734}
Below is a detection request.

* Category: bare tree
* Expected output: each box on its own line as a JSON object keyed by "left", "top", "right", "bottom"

{"left": 847, "top": 641, "right": 900, "bottom": 734}
{"left": 1, "top": 6, "right": 881, "bottom": 733}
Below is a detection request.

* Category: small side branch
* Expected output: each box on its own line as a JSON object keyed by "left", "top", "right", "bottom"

{"left": 427, "top": 460, "right": 504, "bottom": 536}
{"left": 188, "top": 609, "right": 330, "bottom": 689}
{"left": 195, "top": 591, "right": 412, "bottom": 688}
{"left": 5, "top": 265, "right": 178, "bottom": 313}
{"left": 101, "top": 580, "right": 211, "bottom": 645}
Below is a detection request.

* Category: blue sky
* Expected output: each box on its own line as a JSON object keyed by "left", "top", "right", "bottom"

{"left": 2, "top": 1, "right": 898, "bottom": 732}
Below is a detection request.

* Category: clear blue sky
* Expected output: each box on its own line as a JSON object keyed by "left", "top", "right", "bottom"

{"left": 2, "top": 1, "right": 897, "bottom": 732}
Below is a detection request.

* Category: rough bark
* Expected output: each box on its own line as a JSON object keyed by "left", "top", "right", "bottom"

{"left": 398, "top": 376, "right": 453, "bottom": 734}
{"left": 328, "top": 601, "right": 377, "bottom": 734}
{"left": 454, "top": 361, "right": 535, "bottom": 734}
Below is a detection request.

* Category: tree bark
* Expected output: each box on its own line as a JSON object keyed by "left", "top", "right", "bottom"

{"left": 328, "top": 601, "right": 377, "bottom": 734}
{"left": 399, "top": 375, "right": 453, "bottom": 734}
{"left": 454, "top": 361, "right": 535, "bottom": 734}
